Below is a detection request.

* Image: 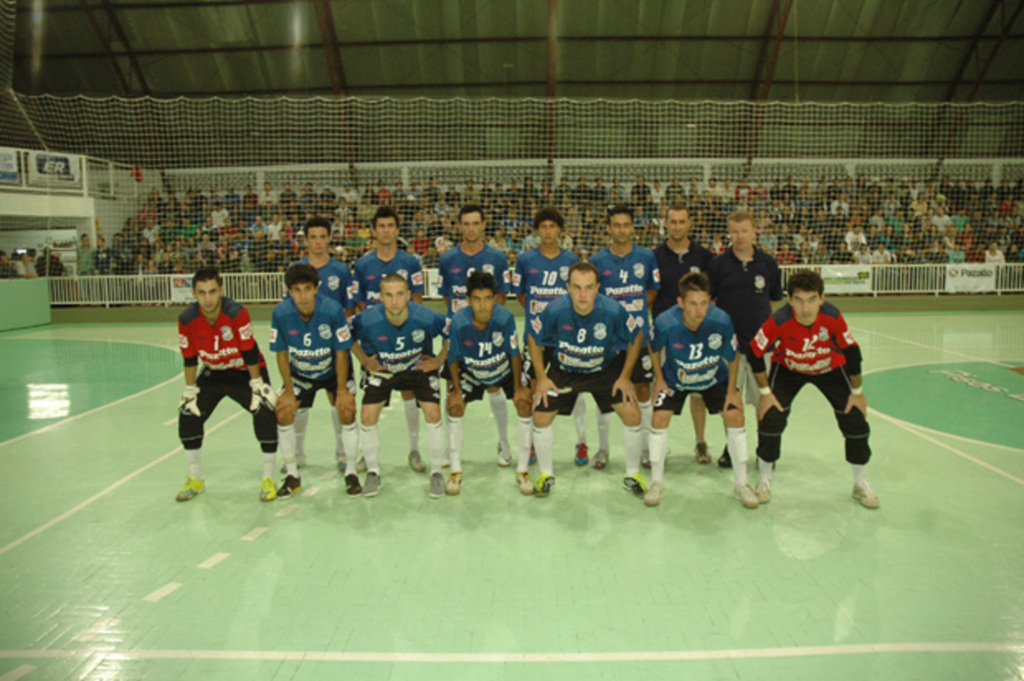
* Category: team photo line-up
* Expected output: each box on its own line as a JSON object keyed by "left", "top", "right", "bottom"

{"left": 175, "top": 202, "right": 878, "bottom": 510}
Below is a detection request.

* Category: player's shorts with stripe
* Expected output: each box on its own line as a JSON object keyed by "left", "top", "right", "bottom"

{"left": 534, "top": 354, "right": 626, "bottom": 415}
{"left": 652, "top": 380, "right": 731, "bottom": 416}
{"left": 631, "top": 346, "right": 654, "bottom": 384}
{"left": 289, "top": 366, "right": 356, "bottom": 409}
{"left": 520, "top": 342, "right": 554, "bottom": 387}
{"left": 360, "top": 369, "right": 441, "bottom": 406}
{"left": 450, "top": 371, "right": 515, "bottom": 404}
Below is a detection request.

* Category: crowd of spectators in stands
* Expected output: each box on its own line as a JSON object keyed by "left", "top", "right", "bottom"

{"left": 4, "top": 174, "right": 1022, "bottom": 279}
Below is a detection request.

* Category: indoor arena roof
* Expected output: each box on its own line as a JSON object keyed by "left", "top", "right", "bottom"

{"left": 10, "top": 0, "right": 1024, "bottom": 102}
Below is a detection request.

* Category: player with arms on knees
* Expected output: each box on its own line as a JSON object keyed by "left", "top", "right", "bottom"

{"left": 589, "top": 204, "right": 661, "bottom": 470}
{"left": 350, "top": 274, "right": 450, "bottom": 498}
{"left": 445, "top": 271, "right": 531, "bottom": 495}
{"left": 528, "top": 262, "right": 645, "bottom": 498}
{"left": 270, "top": 264, "right": 359, "bottom": 499}
{"left": 748, "top": 269, "right": 879, "bottom": 509}
{"left": 646, "top": 272, "right": 758, "bottom": 508}
{"left": 352, "top": 206, "right": 427, "bottom": 473}
{"left": 176, "top": 267, "right": 278, "bottom": 502}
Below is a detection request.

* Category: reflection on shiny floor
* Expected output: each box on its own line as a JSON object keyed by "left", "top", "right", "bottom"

{"left": 0, "top": 314, "right": 1022, "bottom": 681}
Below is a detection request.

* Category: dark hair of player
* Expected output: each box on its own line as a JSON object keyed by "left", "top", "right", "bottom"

{"left": 532, "top": 206, "right": 564, "bottom": 230}
{"left": 372, "top": 206, "right": 401, "bottom": 228}
{"left": 787, "top": 269, "right": 825, "bottom": 296}
{"left": 458, "top": 204, "right": 485, "bottom": 223}
{"left": 285, "top": 263, "right": 320, "bottom": 290}
{"left": 381, "top": 272, "right": 410, "bottom": 290}
{"left": 727, "top": 209, "right": 756, "bottom": 228}
{"left": 678, "top": 271, "right": 710, "bottom": 298}
{"left": 667, "top": 202, "right": 690, "bottom": 217}
{"left": 568, "top": 261, "right": 600, "bottom": 283}
{"left": 466, "top": 270, "right": 498, "bottom": 297}
{"left": 607, "top": 204, "right": 633, "bottom": 223}
{"left": 192, "top": 266, "right": 223, "bottom": 288}
{"left": 305, "top": 216, "right": 331, "bottom": 236}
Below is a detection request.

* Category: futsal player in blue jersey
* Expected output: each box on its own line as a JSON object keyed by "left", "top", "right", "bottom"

{"left": 527, "top": 262, "right": 645, "bottom": 497}
{"left": 438, "top": 205, "right": 514, "bottom": 465}
{"left": 351, "top": 274, "right": 451, "bottom": 498}
{"left": 446, "top": 271, "right": 532, "bottom": 494}
{"left": 270, "top": 264, "right": 360, "bottom": 498}
{"left": 513, "top": 207, "right": 590, "bottom": 478}
{"left": 286, "top": 216, "right": 357, "bottom": 473}
{"left": 647, "top": 272, "right": 758, "bottom": 509}
{"left": 352, "top": 206, "right": 427, "bottom": 473}
{"left": 589, "top": 204, "right": 661, "bottom": 470}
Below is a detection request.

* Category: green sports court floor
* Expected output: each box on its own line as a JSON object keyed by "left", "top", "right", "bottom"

{"left": 0, "top": 310, "right": 1022, "bottom": 681}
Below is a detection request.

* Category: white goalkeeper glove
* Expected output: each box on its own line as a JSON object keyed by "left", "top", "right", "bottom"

{"left": 179, "top": 384, "right": 201, "bottom": 417}
{"left": 249, "top": 378, "right": 277, "bottom": 413}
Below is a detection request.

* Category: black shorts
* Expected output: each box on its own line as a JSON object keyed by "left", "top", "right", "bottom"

{"left": 521, "top": 342, "right": 554, "bottom": 387}
{"left": 360, "top": 369, "right": 442, "bottom": 406}
{"left": 194, "top": 365, "right": 271, "bottom": 414}
{"left": 652, "top": 381, "right": 731, "bottom": 416}
{"left": 450, "top": 372, "right": 515, "bottom": 404}
{"left": 290, "top": 371, "right": 356, "bottom": 409}
{"left": 631, "top": 346, "right": 654, "bottom": 384}
{"left": 534, "top": 355, "right": 626, "bottom": 415}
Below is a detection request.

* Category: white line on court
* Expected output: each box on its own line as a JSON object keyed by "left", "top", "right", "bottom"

{"left": 0, "top": 665, "right": 36, "bottom": 681}
{"left": 196, "top": 553, "right": 231, "bottom": 570}
{"left": 240, "top": 527, "right": 269, "bottom": 541}
{"left": 142, "top": 582, "right": 182, "bottom": 603}
{"left": 321, "top": 470, "right": 338, "bottom": 481}
{"left": 275, "top": 505, "right": 298, "bottom": 518}
{"left": 0, "top": 412, "right": 243, "bottom": 557}
{"left": 301, "top": 486, "right": 320, "bottom": 497}
{"left": 162, "top": 416, "right": 178, "bottom": 426}
{"left": 0, "top": 642, "right": 1021, "bottom": 664}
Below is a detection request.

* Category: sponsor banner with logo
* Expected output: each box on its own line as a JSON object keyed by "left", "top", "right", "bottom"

{"left": 27, "top": 151, "right": 82, "bottom": 188}
{"left": 171, "top": 275, "right": 195, "bottom": 304}
{"left": 945, "top": 264, "right": 996, "bottom": 293}
{"left": 820, "top": 265, "right": 872, "bottom": 294}
{"left": 0, "top": 148, "right": 19, "bottom": 184}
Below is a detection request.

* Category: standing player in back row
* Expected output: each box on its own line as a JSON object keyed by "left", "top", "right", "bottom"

{"left": 589, "top": 204, "right": 661, "bottom": 471}
{"left": 175, "top": 267, "right": 279, "bottom": 502}
{"left": 747, "top": 269, "right": 879, "bottom": 509}
{"left": 352, "top": 206, "right": 427, "bottom": 473}
{"left": 438, "top": 204, "right": 513, "bottom": 466}
{"left": 513, "top": 207, "right": 589, "bottom": 475}
{"left": 287, "top": 216, "right": 356, "bottom": 473}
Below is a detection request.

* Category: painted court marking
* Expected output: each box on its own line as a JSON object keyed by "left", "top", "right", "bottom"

{"left": 196, "top": 553, "right": 231, "bottom": 570}
{"left": 321, "top": 470, "right": 338, "bottom": 481}
{"left": 0, "top": 665, "right": 35, "bottom": 681}
{"left": 142, "top": 582, "right": 182, "bottom": 603}
{"left": 275, "top": 505, "right": 298, "bottom": 518}
{"left": 240, "top": 527, "right": 269, "bottom": 542}
{"left": 0, "top": 642, "right": 1021, "bottom": 664}
{"left": 301, "top": 486, "right": 320, "bottom": 497}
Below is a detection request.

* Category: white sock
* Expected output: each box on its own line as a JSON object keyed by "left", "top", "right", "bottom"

{"left": 361, "top": 424, "right": 381, "bottom": 474}
{"left": 598, "top": 412, "right": 612, "bottom": 452}
{"left": 648, "top": 427, "right": 667, "bottom": 483}
{"left": 489, "top": 390, "right": 510, "bottom": 447}
{"left": 426, "top": 420, "right": 445, "bottom": 473}
{"left": 186, "top": 448, "right": 202, "bottom": 479}
{"left": 341, "top": 423, "right": 359, "bottom": 476}
{"left": 572, "top": 396, "right": 587, "bottom": 444}
{"left": 404, "top": 398, "right": 420, "bottom": 451}
{"left": 623, "top": 424, "right": 643, "bottom": 476}
{"left": 533, "top": 424, "right": 555, "bottom": 476}
{"left": 727, "top": 427, "right": 749, "bottom": 487}
{"left": 279, "top": 424, "right": 298, "bottom": 477}
{"left": 447, "top": 415, "right": 464, "bottom": 473}
{"left": 638, "top": 399, "right": 652, "bottom": 452}
{"left": 262, "top": 452, "right": 276, "bottom": 479}
{"left": 331, "top": 408, "right": 345, "bottom": 459}
{"left": 758, "top": 457, "right": 773, "bottom": 481}
{"left": 516, "top": 416, "right": 533, "bottom": 472}
{"left": 852, "top": 464, "right": 868, "bottom": 486}
{"left": 293, "top": 408, "right": 310, "bottom": 457}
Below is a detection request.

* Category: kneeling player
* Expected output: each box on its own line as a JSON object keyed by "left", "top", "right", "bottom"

{"left": 446, "top": 271, "right": 531, "bottom": 495}
{"left": 748, "top": 269, "right": 879, "bottom": 509}
{"left": 271, "top": 264, "right": 360, "bottom": 499}
{"left": 176, "top": 267, "right": 278, "bottom": 502}
{"left": 351, "top": 274, "right": 450, "bottom": 498}
{"left": 528, "top": 262, "right": 645, "bottom": 497}
{"left": 647, "top": 272, "right": 758, "bottom": 508}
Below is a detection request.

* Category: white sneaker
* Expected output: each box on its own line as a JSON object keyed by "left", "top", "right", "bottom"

{"left": 754, "top": 478, "right": 772, "bottom": 504}
{"left": 852, "top": 482, "right": 880, "bottom": 509}
{"left": 496, "top": 442, "right": 513, "bottom": 467}
{"left": 734, "top": 484, "right": 759, "bottom": 509}
{"left": 643, "top": 481, "right": 665, "bottom": 507}
{"left": 515, "top": 471, "right": 534, "bottom": 495}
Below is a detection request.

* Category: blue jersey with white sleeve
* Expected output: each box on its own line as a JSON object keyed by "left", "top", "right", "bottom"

{"left": 589, "top": 245, "right": 660, "bottom": 336}
{"left": 448, "top": 304, "right": 519, "bottom": 386}
{"left": 513, "top": 247, "right": 579, "bottom": 333}
{"left": 529, "top": 294, "right": 639, "bottom": 374}
{"left": 437, "top": 245, "right": 511, "bottom": 315}
{"left": 352, "top": 301, "right": 450, "bottom": 373}
{"left": 352, "top": 250, "right": 425, "bottom": 307}
{"left": 269, "top": 296, "right": 353, "bottom": 381}
{"left": 652, "top": 304, "right": 737, "bottom": 392}
{"left": 292, "top": 256, "right": 355, "bottom": 310}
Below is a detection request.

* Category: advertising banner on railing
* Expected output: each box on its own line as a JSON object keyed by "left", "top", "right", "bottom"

{"left": 27, "top": 151, "right": 82, "bottom": 188}
{"left": 170, "top": 275, "right": 195, "bottom": 304}
{"left": 945, "top": 264, "right": 996, "bottom": 293}
{"left": 0, "top": 148, "right": 19, "bottom": 184}
{"left": 820, "top": 265, "right": 872, "bottom": 294}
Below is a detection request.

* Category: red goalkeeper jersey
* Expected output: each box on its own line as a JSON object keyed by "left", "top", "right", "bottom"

{"left": 178, "top": 296, "right": 266, "bottom": 371}
{"left": 750, "top": 301, "right": 857, "bottom": 375}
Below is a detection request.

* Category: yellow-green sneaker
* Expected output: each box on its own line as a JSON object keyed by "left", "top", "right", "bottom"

{"left": 260, "top": 476, "right": 277, "bottom": 502}
{"left": 175, "top": 476, "right": 205, "bottom": 502}
{"left": 534, "top": 473, "right": 555, "bottom": 497}
{"left": 623, "top": 472, "right": 648, "bottom": 498}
